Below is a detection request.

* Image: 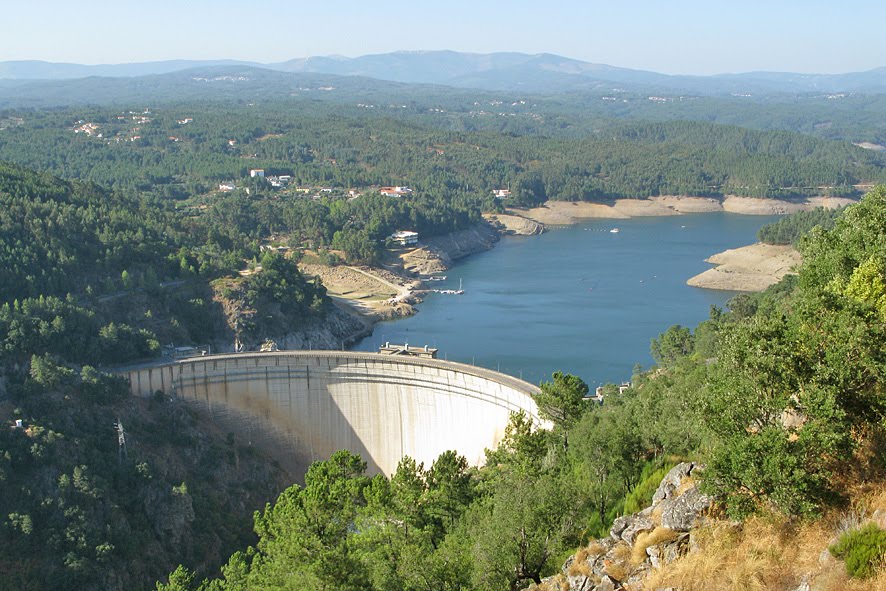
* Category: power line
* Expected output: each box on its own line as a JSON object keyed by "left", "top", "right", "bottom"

{"left": 113, "top": 418, "right": 127, "bottom": 464}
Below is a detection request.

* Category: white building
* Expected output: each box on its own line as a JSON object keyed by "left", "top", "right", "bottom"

{"left": 389, "top": 230, "right": 419, "bottom": 246}
{"left": 380, "top": 186, "right": 413, "bottom": 197}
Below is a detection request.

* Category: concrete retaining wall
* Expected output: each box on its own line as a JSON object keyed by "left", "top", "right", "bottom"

{"left": 122, "top": 352, "right": 543, "bottom": 477}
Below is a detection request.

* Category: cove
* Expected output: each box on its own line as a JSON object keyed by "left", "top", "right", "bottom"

{"left": 354, "top": 213, "right": 782, "bottom": 387}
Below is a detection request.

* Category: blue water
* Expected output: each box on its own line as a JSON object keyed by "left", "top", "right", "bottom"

{"left": 354, "top": 213, "right": 781, "bottom": 387}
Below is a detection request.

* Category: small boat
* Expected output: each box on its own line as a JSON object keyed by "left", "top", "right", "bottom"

{"left": 426, "top": 275, "right": 447, "bottom": 281}
{"left": 610, "top": 228, "right": 620, "bottom": 233}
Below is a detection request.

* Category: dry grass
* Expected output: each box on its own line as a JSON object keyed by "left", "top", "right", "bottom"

{"left": 642, "top": 515, "right": 823, "bottom": 590}
{"left": 674, "top": 476, "right": 697, "bottom": 496}
{"left": 631, "top": 526, "right": 681, "bottom": 565}
{"left": 813, "top": 567, "right": 886, "bottom": 591}
{"left": 855, "top": 482, "right": 886, "bottom": 530}
{"left": 868, "top": 486, "right": 886, "bottom": 511}
{"left": 566, "top": 541, "right": 608, "bottom": 578}
{"left": 824, "top": 481, "right": 886, "bottom": 534}
{"left": 567, "top": 556, "right": 593, "bottom": 578}
{"left": 611, "top": 542, "right": 632, "bottom": 563}
{"left": 602, "top": 543, "right": 632, "bottom": 582}
{"left": 533, "top": 574, "right": 569, "bottom": 591}
{"left": 650, "top": 505, "right": 664, "bottom": 524}
{"left": 603, "top": 559, "right": 629, "bottom": 583}
{"left": 641, "top": 485, "right": 886, "bottom": 591}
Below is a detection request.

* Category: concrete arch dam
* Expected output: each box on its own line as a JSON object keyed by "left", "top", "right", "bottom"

{"left": 123, "top": 352, "right": 544, "bottom": 477}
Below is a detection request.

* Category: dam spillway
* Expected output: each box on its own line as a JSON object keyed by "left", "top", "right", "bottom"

{"left": 123, "top": 351, "right": 544, "bottom": 477}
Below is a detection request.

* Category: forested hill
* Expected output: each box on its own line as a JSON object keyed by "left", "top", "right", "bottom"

{"left": 0, "top": 161, "right": 185, "bottom": 302}
{"left": 0, "top": 66, "right": 405, "bottom": 109}
{"left": 0, "top": 161, "right": 303, "bottom": 591}
{"left": 5, "top": 62, "right": 886, "bottom": 145}
{"left": 155, "top": 189, "right": 886, "bottom": 591}
{"left": 0, "top": 161, "right": 336, "bottom": 367}
{"left": 757, "top": 205, "right": 844, "bottom": 245}
{"left": 1, "top": 103, "right": 884, "bottom": 203}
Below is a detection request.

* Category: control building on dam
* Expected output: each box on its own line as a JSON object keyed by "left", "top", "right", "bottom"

{"left": 122, "top": 351, "right": 545, "bottom": 477}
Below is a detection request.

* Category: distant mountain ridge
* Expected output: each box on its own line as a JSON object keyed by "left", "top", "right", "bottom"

{"left": 0, "top": 59, "right": 261, "bottom": 80}
{"left": 0, "top": 66, "right": 411, "bottom": 108}
{"left": 2, "top": 51, "right": 886, "bottom": 95}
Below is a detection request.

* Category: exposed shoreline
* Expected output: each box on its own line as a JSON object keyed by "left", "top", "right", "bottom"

{"left": 509, "top": 195, "right": 856, "bottom": 226}
{"left": 501, "top": 195, "right": 850, "bottom": 294}
{"left": 318, "top": 195, "right": 852, "bottom": 346}
{"left": 686, "top": 243, "right": 802, "bottom": 292}
{"left": 300, "top": 223, "right": 501, "bottom": 347}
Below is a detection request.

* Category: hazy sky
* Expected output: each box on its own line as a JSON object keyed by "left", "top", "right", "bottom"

{"left": 3, "top": 0, "right": 884, "bottom": 74}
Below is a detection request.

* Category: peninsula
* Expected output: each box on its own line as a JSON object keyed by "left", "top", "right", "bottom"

{"left": 495, "top": 195, "right": 853, "bottom": 293}
{"left": 686, "top": 243, "right": 803, "bottom": 292}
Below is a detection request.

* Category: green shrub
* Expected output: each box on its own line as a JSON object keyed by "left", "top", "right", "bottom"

{"left": 79, "top": 365, "right": 128, "bottom": 404}
{"left": 623, "top": 464, "right": 675, "bottom": 515}
{"left": 829, "top": 522, "right": 886, "bottom": 579}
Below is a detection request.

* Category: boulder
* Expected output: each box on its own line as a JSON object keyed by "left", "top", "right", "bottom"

{"left": 619, "top": 515, "right": 656, "bottom": 545}
{"left": 609, "top": 515, "right": 630, "bottom": 540}
{"left": 647, "top": 533, "right": 689, "bottom": 568}
{"left": 652, "top": 462, "right": 696, "bottom": 504}
{"left": 659, "top": 487, "right": 712, "bottom": 531}
{"left": 625, "top": 566, "right": 651, "bottom": 588}
{"left": 610, "top": 512, "right": 654, "bottom": 543}
{"left": 563, "top": 537, "right": 617, "bottom": 589}
{"left": 646, "top": 545, "right": 662, "bottom": 569}
{"left": 556, "top": 462, "right": 711, "bottom": 591}
{"left": 564, "top": 574, "right": 594, "bottom": 591}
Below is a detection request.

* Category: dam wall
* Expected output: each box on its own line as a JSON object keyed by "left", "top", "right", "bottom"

{"left": 123, "top": 352, "right": 544, "bottom": 477}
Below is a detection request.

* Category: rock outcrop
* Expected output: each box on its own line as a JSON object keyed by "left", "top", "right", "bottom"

{"left": 274, "top": 305, "right": 370, "bottom": 350}
{"left": 426, "top": 222, "right": 500, "bottom": 259}
{"left": 528, "top": 462, "right": 711, "bottom": 591}
{"left": 400, "top": 222, "right": 500, "bottom": 275}
{"left": 211, "top": 300, "right": 369, "bottom": 353}
{"left": 400, "top": 244, "right": 452, "bottom": 275}
{"left": 485, "top": 213, "right": 546, "bottom": 236}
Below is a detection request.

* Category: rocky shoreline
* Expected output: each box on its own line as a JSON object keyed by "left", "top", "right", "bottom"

{"left": 511, "top": 195, "right": 856, "bottom": 226}
{"left": 278, "top": 221, "right": 506, "bottom": 351}
{"left": 400, "top": 222, "right": 502, "bottom": 275}
{"left": 277, "top": 194, "right": 853, "bottom": 349}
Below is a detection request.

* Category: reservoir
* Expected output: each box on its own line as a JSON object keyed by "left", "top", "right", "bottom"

{"left": 354, "top": 213, "right": 781, "bottom": 387}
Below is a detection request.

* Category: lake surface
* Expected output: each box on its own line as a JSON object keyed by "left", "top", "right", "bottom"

{"left": 353, "top": 213, "right": 781, "bottom": 387}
